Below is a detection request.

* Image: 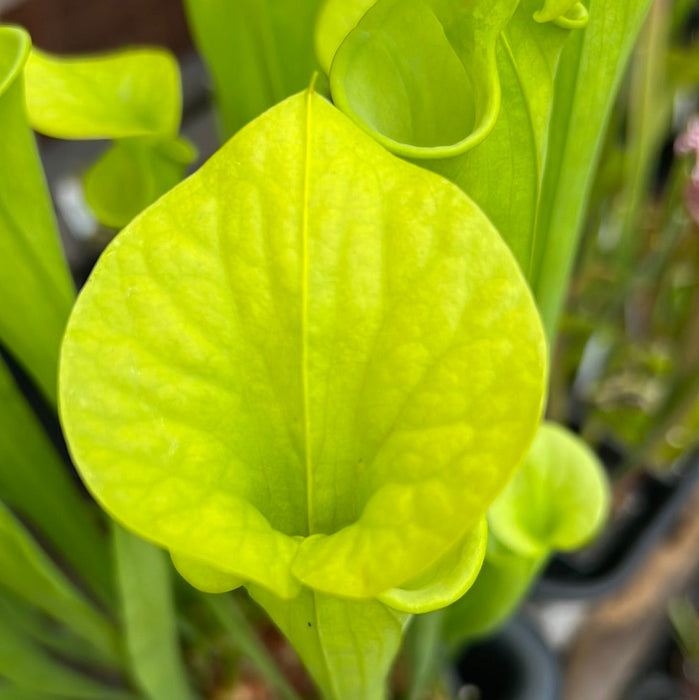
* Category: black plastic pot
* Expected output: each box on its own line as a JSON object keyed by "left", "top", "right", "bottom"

{"left": 450, "top": 617, "right": 561, "bottom": 700}
{"left": 534, "top": 448, "right": 699, "bottom": 600}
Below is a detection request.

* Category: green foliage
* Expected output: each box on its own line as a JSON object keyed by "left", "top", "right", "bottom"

{"left": 0, "top": 499, "right": 120, "bottom": 663}
{"left": 251, "top": 585, "right": 408, "bottom": 700}
{"left": 83, "top": 136, "right": 196, "bottom": 230}
{"left": 531, "top": 0, "right": 654, "bottom": 338}
{"left": 0, "top": 606, "right": 132, "bottom": 700}
{"left": 25, "top": 48, "right": 181, "bottom": 137}
{"left": 0, "top": 26, "right": 74, "bottom": 403}
{"left": 0, "top": 0, "right": 658, "bottom": 696}
{"left": 24, "top": 47, "right": 195, "bottom": 228}
{"left": 113, "top": 526, "right": 191, "bottom": 700}
{"left": 318, "top": 0, "right": 652, "bottom": 342}
{"left": 183, "top": 0, "right": 324, "bottom": 138}
{"left": 60, "top": 88, "right": 546, "bottom": 696}
{"left": 442, "top": 534, "right": 542, "bottom": 643}
{"left": 0, "top": 357, "right": 113, "bottom": 604}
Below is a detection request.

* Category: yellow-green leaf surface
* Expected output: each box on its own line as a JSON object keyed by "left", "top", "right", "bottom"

{"left": 315, "top": 0, "right": 375, "bottom": 75}
{"left": 0, "top": 26, "right": 74, "bottom": 403}
{"left": 183, "top": 0, "right": 324, "bottom": 138}
{"left": 377, "top": 518, "right": 487, "bottom": 614}
{"left": 60, "top": 90, "right": 546, "bottom": 602}
{"left": 25, "top": 47, "right": 181, "bottom": 138}
{"left": 489, "top": 421, "right": 609, "bottom": 557}
{"left": 442, "top": 533, "right": 543, "bottom": 643}
{"left": 321, "top": 0, "right": 652, "bottom": 343}
{"left": 534, "top": 0, "right": 589, "bottom": 27}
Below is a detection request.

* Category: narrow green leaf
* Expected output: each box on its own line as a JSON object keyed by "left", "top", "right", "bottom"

{"left": 531, "top": 0, "right": 654, "bottom": 339}
{"left": 615, "top": 1, "right": 672, "bottom": 271}
{"left": 183, "top": 0, "right": 324, "bottom": 138}
{"left": 0, "top": 607, "right": 133, "bottom": 700}
{"left": 0, "top": 26, "right": 74, "bottom": 403}
{"left": 0, "top": 589, "right": 118, "bottom": 670}
{"left": 251, "top": 585, "right": 409, "bottom": 700}
{"left": 0, "top": 497, "right": 120, "bottom": 663}
{"left": 0, "top": 358, "right": 114, "bottom": 605}
{"left": 404, "top": 610, "right": 446, "bottom": 700}
{"left": 60, "top": 90, "right": 546, "bottom": 603}
{"left": 113, "top": 525, "right": 192, "bottom": 700}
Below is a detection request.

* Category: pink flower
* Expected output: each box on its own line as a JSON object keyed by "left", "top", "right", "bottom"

{"left": 675, "top": 117, "right": 699, "bottom": 223}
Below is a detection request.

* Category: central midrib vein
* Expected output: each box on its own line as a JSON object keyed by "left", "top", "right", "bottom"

{"left": 302, "top": 83, "right": 315, "bottom": 536}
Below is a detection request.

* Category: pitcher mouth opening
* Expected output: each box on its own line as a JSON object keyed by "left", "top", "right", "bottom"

{"left": 328, "top": 3, "right": 502, "bottom": 161}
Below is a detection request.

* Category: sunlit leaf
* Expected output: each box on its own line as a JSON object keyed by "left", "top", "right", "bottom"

{"left": 60, "top": 90, "right": 546, "bottom": 605}
{"left": 377, "top": 519, "right": 487, "bottom": 614}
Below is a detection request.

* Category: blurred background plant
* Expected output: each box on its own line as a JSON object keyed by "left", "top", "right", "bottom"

{"left": 548, "top": 0, "right": 699, "bottom": 477}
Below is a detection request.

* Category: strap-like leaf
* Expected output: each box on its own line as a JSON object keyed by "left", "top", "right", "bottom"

{"left": 0, "top": 26, "right": 74, "bottom": 403}
{"left": 0, "top": 607, "right": 133, "bottom": 699}
{"left": 183, "top": 0, "right": 324, "bottom": 138}
{"left": 113, "top": 526, "right": 192, "bottom": 700}
{"left": 0, "top": 498, "right": 120, "bottom": 663}
{"left": 0, "top": 358, "right": 113, "bottom": 605}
